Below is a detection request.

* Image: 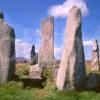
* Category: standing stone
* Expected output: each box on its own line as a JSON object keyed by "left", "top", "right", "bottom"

{"left": 56, "top": 6, "right": 86, "bottom": 91}
{"left": 91, "top": 39, "right": 100, "bottom": 71}
{"left": 30, "top": 44, "right": 38, "bottom": 65}
{"left": 38, "top": 16, "right": 54, "bottom": 68}
{"left": 0, "top": 12, "right": 15, "bottom": 84}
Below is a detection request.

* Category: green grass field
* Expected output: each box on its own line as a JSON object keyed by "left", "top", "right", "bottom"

{"left": 0, "top": 63, "right": 100, "bottom": 100}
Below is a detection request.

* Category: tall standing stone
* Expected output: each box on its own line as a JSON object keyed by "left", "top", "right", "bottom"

{"left": 30, "top": 44, "right": 38, "bottom": 65}
{"left": 0, "top": 12, "right": 15, "bottom": 84}
{"left": 56, "top": 6, "right": 86, "bottom": 91}
{"left": 91, "top": 39, "right": 100, "bottom": 71}
{"left": 38, "top": 16, "right": 54, "bottom": 68}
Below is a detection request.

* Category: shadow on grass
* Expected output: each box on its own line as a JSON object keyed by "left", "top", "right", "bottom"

{"left": 13, "top": 74, "right": 47, "bottom": 89}
{"left": 13, "top": 72, "right": 100, "bottom": 93}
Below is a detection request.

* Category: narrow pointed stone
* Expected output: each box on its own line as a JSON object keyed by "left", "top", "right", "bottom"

{"left": 0, "top": 11, "right": 4, "bottom": 19}
{"left": 56, "top": 6, "right": 86, "bottom": 91}
{"left": 91, "top": 39, "right": 100, "bottom": 71}
{"left": 30, "top": 44, "right": 38, "bottom": 65}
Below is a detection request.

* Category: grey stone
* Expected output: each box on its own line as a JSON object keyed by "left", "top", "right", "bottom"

{"left": 56, "top": 6, "right": 86, "bottom": 91}
{"left": 30, "top": 44, "right": 38, "bottom": 65}
{"left": 53, "top": 65, "right": 59, "bottom": 82}
{"left": 38, "top": 16, "right": 54, "bottom": 68}
{"left": 0, "top": 12, "right": 15, "bottom": 84}
{"left": 29, "top": 64, "right": 43, "bottom": 79}
{"left": 91, "top": 39, "right": 100, "bottom": 71}
{"left": 0, "top": 11, "right": 4, "bottom": 19}
{"left": 86, "top": 73, "right": 100, "bottom": 91}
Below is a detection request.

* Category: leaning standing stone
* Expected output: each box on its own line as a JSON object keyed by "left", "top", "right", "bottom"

{"left": 0, "top": 11, "right": 15, "bottom": 84}
{"left": 91, "top": 39, "right": 100, "bottom": 71}
{"left": 56, "top": 6, "right": 86, "bottom": 91}
{"left": 38, "top": 16, "right": 54, "bottom": 68}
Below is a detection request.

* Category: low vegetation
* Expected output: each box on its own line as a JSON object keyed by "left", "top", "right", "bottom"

{"left": 0, "top": 63, "right": 100, "bottom": 100}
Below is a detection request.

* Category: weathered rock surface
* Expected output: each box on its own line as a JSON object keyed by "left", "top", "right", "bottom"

{"left": 0, "top": 12, "right": 15, "bottom": 84}
{"left": 86, "top": 73, "right": 100, "bottom": 91}
{"left": 29, "top": 64, "right": 43, "bottom": 79}
{"left": 91, "top": 39, "right": 100, "bottom": 71}
{"left": 56, "top": 6, "right": 86, "bottom": 91}
{"left": 53, "top": 65, "right": 59, "bottom": 82}
{"left": 30, "top": 44, "right": 38, "bottom": 65}
{"left": 38, "top": 16, "right": 54, "bottom": 68}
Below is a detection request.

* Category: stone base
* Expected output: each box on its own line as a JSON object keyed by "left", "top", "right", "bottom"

{"left": 29, "top": 64, "right": 43, "bottom": 79}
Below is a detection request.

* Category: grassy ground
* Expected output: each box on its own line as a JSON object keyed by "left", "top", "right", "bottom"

{"left": 0, "top": 63, "right": 100, "bottom": 100}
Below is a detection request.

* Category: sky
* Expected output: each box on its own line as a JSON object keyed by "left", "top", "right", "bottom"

{"left": 0, "top": 0, "right": 100, "bottom": 60}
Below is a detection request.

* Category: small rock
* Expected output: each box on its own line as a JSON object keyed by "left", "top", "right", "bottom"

{"left": 29, "top": 64, "right": 43, "bottom": 79}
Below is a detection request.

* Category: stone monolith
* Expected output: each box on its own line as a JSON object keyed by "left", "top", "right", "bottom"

{"left": 38, "top": 16, "right": 54, "bottom": 68}
{"left": 91, "top": 39, "right": 100, "bottom": 71}
{"left": 0, "top": 12, "right": 15, "bottom": 84}
{"left": 56, "top": 6, "right": 86, "bottom": 91}
{"left": 30, "top": 44, "right": 38, "bottom": 65}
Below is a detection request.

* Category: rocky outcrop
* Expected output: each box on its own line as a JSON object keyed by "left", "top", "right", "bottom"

{"left": 0, "top": 12, "right": 15, "bottom": 84}
{"left": 91, "top": 39, "right": 100, "bottom": 71}
{"left": 30, "top": 44, "right": 38, "bottom": 65}
{"left": 56, "top": 6, "right": 86, "bottom": 91}
{"left": 38, "top": 16, "right": 54, "bottom": 68}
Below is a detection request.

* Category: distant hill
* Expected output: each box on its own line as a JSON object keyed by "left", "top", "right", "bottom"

{"left": 16, "top": 57, "right": 30, "bottom": 63}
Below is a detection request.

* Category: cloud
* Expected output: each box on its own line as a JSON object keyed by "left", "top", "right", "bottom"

{"left": 54, "top": 46, "right": 63, "bottom": 54}
{"left": 48, "top": 0, "right": 89, "bottom": 18}
{"left": 15, "top": 39, "right": 32, "bottom": 58}
{"left": 16, "top": 39, "right": 98, "bottom": 59}
{"left": 83, "top": 40, "right": 93, "bottom": 46}
{"left": 54, "top": 46, "right": 63, "bottom": 59}
{"left": 35, "top": 29, "right": 41, "bottom": 36}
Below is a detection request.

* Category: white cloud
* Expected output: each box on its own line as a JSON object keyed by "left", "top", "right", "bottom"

{"left": 83, "top": 40, "right": 93, "bottom": 46}
{"left": 54, "top": 46, "right": 63, "bottom": 59}
{"left": 54, "top": 46, "right": 63, "bottom": 54}
{"left": 15, "top": 39, "right": 32, "bottom": 58}
{"left": 48, "top": 0, "right": 89, "bottom": 18}
{"left": 35, "top": 29, "right": 41, "bottom": 36}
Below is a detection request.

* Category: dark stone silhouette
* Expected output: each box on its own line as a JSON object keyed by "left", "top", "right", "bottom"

{"left": 30, "top": 44, "right": 38, "bottom": 65}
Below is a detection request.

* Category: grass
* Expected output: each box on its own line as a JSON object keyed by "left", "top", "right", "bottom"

{"left": 16, "top": 63, "right": 30, "bottom": 78}
{"left": 0, "top": 63, "right": 100, "bottom": 100}
{"left": 86, "top": 62, "right": 100, "bottom": 75}
{"left": 0, "top": 81, "right": 100, "bottom": 100}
